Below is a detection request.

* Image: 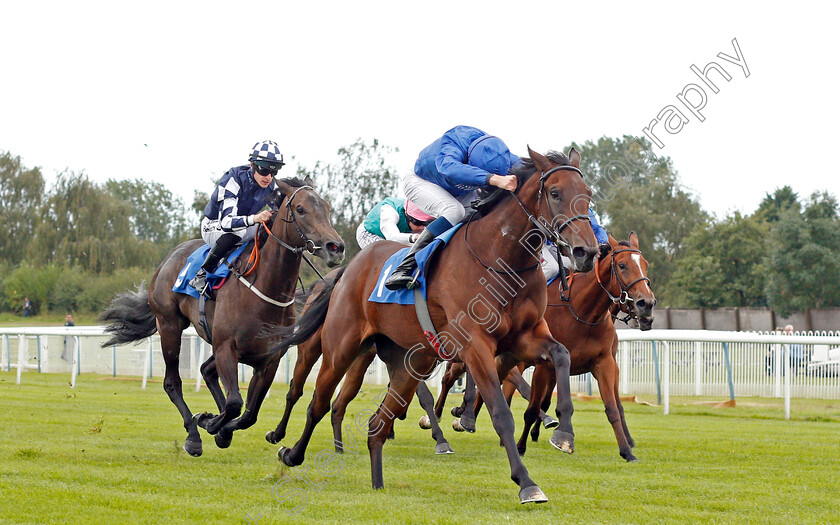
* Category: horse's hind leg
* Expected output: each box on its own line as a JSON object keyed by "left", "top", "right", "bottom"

{"left": 158, "top": 319, "right": 202, "bottom": 456}
{"left": 278, "top": 337, "right": 372, "bottom": 468}
{"left": 332, "top": 351, "right": 376, "bottom": 453}
{"left": 530, "top": 366, "right": 556, "bottom": 442}
{"left": 266, "top": 331, "right": 323, "bottom": 444}
{"left": 216, "top": 359, "right": 280, "bottom": 448}
{"left": 415, "top": 381, "right": 454, "bottom": 454}
{"left": 506, "top": 365, "right": 558, "bottom": 429}
{"left": 368, "top": 344, "right": 432, "bottom": 489}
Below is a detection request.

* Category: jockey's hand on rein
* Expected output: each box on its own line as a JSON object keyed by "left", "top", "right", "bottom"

{"left": 599, "top": 243, "right": 610, "bottom": 260}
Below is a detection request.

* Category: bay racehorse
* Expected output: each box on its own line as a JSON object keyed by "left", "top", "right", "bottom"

{"left": 99, "top": 176, "right": 344, "bottom": 456}
{"left": 438, "top": 232, "right": 656, "bottom": 460}
{"left": 267, "top": 147, "right": 598, "bottom": 504}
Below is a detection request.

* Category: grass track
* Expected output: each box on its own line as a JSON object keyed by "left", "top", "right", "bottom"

{"left": 1, "top": 371, "right": 838, "bottom": 524}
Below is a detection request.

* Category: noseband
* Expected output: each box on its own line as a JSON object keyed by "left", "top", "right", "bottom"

{"left": 264, "top": 185, "right": 318, "bottom": 255}
{"left": 512, "top": 165, "right": 592, "bottom": 251}
{"left": 596, "top": 247, "right": 651, "bottom": 316}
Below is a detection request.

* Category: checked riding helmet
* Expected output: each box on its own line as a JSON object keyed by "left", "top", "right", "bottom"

{"left": 249, "top": 140, "right": 285, "bottom": 175}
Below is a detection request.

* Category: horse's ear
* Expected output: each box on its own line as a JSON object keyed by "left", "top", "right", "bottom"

{"left": 568, "top": 147, "right": 581, "bottom": 169}
{"left": 628, "top": 231, "right": 639, "bottom": 249}
{"left": 608, "top": 233, "right": 618, "bottom": 247}
{"left": 303, "top": 175, "right": 315, "bottom": 188}
{"left": 273, "top": 180, "right": 294, "bottom": 206}
{"left": 527, "top": 145, "right": 551, "bottom": 173}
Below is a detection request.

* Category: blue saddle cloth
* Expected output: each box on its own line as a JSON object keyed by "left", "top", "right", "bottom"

{"left": 368, "top": 224, "right": 463, "bottom": 305}
{"left": 172, "top": 244, "right": 250, "bottom": 299}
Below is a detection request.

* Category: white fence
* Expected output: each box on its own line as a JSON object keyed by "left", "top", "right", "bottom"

{"left": 3, "top": 327, "right": 840, "bottom": 420}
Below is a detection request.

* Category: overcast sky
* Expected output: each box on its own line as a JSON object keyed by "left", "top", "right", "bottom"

{"left": 2, "top": 1, "right": 837, "bottom": 220}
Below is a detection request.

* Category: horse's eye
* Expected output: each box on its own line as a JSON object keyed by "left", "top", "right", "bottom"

{"left": 550, "top": 190, "right": 559, "bottom": 199}
{"left": 618, "top": 262, "right": 626, "bottom": 270}
{"left": 296, "top": 205, "right": 305, "bottom": 215}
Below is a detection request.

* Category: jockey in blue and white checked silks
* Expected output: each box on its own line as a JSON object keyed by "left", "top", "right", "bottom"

{"left": 188, "top": 140, "right": 283, "bottom": 295}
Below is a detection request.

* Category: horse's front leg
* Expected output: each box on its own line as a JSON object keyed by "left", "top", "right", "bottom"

{"left": 195, "top": 342, "right": 242, "bottom": 435}
{"left": 462, "top": 340, "right": 546, "bottom": 504}
{"left": 216, "top": 358, "right": 280, "bottom": 448}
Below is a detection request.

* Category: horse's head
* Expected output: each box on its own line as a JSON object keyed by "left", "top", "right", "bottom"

{"left": 271, "top": 176, "right": 345, "bottom": 267}
{"left": 607, "top": 232, "right": 656, "bottom": 330}
{"left": 526, "top": 146, "right": 598, "bottom": 272}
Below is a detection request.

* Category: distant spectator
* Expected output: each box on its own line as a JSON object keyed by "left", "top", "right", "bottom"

{"left": 23, "top": 297, "right": 32, "bottom": 317}
{"left": 785, "top": 324, "right": 807, "bottom": 371}
{"left": 62, "top": 314, "right": 76, "bottom": 362}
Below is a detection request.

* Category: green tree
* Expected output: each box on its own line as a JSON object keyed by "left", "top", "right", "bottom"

{"left": 25, "top": 171, "right": 158, "bottom": 273}
{"left": 669, "top": 213, "right": 769, "bottom": 307}
{"left": 570, "top": 136, "right": 708, "bottom": 304}
{"left": 765, "top": 192, "right": 840, "bottom": 315}
{"left": 755, "top": 186, "right": 800, "bottom": 223}
{"left": 0, "top": 152, "right": 45, "bottom": 266}
{"left": 300, "top": 138, "right": 400, "bottom": 264}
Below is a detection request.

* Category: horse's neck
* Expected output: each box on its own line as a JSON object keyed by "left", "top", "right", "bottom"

{"left": 570, "top": 258, "right": 616, "bottom": 322}
{"left": 253, "top": 223, "right": 302, "bottom": 300}
{"left": 465, "top": 183, "right": 543, "bottom": 271}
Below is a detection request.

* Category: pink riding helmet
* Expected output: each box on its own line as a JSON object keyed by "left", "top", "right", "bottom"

{"left": 405, "top": 200, "right": 435, "bottom": 223}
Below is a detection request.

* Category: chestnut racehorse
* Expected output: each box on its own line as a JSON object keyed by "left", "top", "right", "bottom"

{"left": 99, "top": 176, "right": 345, "bottom": 456}
{"left": 438, "top": 232, "right": 656, "bottom": 461}
{"left": 267, "top": 148, "right": 598, "bottom": 504}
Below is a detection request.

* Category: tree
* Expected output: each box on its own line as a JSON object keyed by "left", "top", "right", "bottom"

{"left": 300, "top": 138, "right": 400, "bottom": 264}
{"left": 25, "top": 171, "right": 159, "bottom": 273}
{"left": 0, "top": 152, "right": 45, "bottom": 266}
{"left": 755, "top": 186, "right": 800, "bottom": 223}
{"left": 669, "top": 213, "right": 769, "bottom": 307}
{"left": 570, "top": 136, "right": 708, "bottom": 304}
{"left": 764, "top": 192, "right": 840, "bottom": 315}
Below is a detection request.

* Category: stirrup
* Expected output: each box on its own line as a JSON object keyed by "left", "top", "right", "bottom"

{"left": 405, "top": 268, "right": 421, "bottom": 290}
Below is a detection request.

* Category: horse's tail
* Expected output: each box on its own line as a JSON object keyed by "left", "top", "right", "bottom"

{"left": 269, "top": 266, "right": 347, "bottom": 356}
{"left": 99, "top": 283, "right": 157, "bottom": 347}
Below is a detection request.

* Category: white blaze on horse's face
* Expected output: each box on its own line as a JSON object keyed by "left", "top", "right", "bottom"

{"left": 630, "top": 253, "right": 653, "bottom": 294}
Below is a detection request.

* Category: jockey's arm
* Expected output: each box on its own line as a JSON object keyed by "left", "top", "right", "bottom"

{"left": 379, "top": 205, "right": 415, "bottom": 243}
{"left": 589, "top": 208, "right": 609, "bottom": 245}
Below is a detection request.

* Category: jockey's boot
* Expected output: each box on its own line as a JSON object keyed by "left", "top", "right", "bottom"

{"left": 384, "top": 228, "right": 437, "bottom": 290}
{"left": 189, "top": 233, "right": 239, "bottom": 295}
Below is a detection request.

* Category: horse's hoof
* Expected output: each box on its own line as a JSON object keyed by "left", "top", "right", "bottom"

{"left": 335, "top": 445, "right": 344, "bottom": 454}
{"left": 214, "top": 432, "right": 232, "bottom": 449}
{"left": 519, "top": 485, "right": 548, "bottom": 504}
{"left": 435, "top": 442, "right": 454, "bottom": 455}
{"left": 265, "top": 431, "right": 278, "bottom": 444}
{"left": 549, "top": 429, "right": 575, "bottom": 454}
{"left": 184, "top": 438, "right": 203, "bottom": 457}
{"left": 452, "top": 418, "right": 465, "bottom": 432}
{"left": 451, "top": 406, "right": 464, "bottom": 417}
{"left": 623, "top": 453, "right": 639, "bottom": 463}
{"left": 277, "top": 446, "right": 295, "bottom": 467}
{"left": 542, "top": 417, "right": 559, "bottom": 429}
{"left": 419, "top": 415, "right": 432, "bottom": 429}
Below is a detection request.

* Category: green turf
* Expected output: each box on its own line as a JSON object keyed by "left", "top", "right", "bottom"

{"left": 1, "top": 372, "right": 838, "bottom": 524}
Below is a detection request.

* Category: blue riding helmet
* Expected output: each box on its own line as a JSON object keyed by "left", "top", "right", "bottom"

{"left": 467, "top": 135, "right": 513, "bottom": 175}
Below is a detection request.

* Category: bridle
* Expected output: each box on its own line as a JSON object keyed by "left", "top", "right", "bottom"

{"left": 266, "top": 185, "right": 320, "bottom": 256}
{"left": 550, "top": 247, "right": 651, "bottom": 326}
{"left": 465, "top": 164, "right": 591, "bottom": 275}
{"left": 596, "top": 247, "right": 651, "bottom": 308}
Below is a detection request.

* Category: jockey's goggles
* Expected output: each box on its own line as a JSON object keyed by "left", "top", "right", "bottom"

{"left": 254, "top": 160, "right": 283, "bottom": 176}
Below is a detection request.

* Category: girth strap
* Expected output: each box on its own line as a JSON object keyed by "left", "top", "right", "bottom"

{"left": 413, "top": 289, "right": 449, "bottom": 360}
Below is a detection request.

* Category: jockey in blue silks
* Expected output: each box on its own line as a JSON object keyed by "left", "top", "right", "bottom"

{"left": 385, "top": 125, "right": 608, "bottom": 289}
{"left": 188, "top": 140, "right": 283, "bottom": 295}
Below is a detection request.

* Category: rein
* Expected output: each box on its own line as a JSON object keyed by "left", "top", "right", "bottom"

{"left": 464, "top": 165, "right": 590, "bottom": 276}
{"left": 549, "top": 247, "right": 651, "bottom": 326}
{"left": 229, "top": 185, "right": 325, "bottom": 307}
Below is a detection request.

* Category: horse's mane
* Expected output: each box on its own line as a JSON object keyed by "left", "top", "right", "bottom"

{"left": 618, "top": 240, "right": 631, "bottom": 247}
{"left": 465, "top": 150, "right": 573, "bottom": 221}
{"left": 278, "top": 176, "right": 308, "bottom": 188}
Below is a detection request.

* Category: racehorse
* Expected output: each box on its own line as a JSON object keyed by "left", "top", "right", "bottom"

{"left": 99, "top": 176, "right": 344, "bottom": 456}
{"left": 267, "top": 147, "right": 599, "bottom": 504}
{"left": 437, "top": 232, "right": 656, "bottom": 461}
{"left": 266, "top": 271, "right": 455, "bottom": 456}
